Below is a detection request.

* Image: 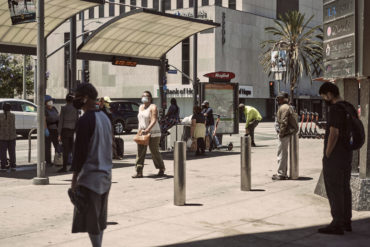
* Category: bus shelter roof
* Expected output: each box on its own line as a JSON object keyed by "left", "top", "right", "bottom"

{"left": 0, "top": 0, "right": 100, "bottom": 54}
{"left": 77, "top": 8, "right": 220, "bottom": 66}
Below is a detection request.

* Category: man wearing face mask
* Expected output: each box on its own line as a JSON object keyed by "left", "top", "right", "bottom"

{"left": 45, "top": 95, "right": 62, "bottom": 167}
{"left": 318, "top": 82, "right": 355, "bottom": 235}
{"left": 70, "top": 83, "right": 112, "bottom": 247}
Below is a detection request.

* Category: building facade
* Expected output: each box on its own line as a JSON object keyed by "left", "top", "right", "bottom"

{"left": 45, "top": 0, "right": 324, "bottom": 119}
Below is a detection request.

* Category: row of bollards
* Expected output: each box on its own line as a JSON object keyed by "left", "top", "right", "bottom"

{"left": 173, "top": 134, "right": 299, "bottom": 205}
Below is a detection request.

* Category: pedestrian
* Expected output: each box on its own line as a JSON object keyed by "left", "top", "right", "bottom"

{"left": 45, "top": 95, "right": 62, "bottom": 167}
{"left": 317, "top": 82, "right": 354, "bottom": 235}
{"left": 238, "top": 104, "right": 262, "bottom": 147}
{"left": 57, "top": 93, "right": 79, "bottom": 173}
{"left": 99, "top": 96, "right": 113, "bottom": 124}
{"left": 0, "top": 103, "right": 17, "bottom": 171}
{"left": 160, "top": 98, "right": 180, "bottom": 145}
{"left": 132, "top": 91, "right": 165, "bottom": 178}
{"left": 191, "top": 105, "right": 206, "bottom": 155}
{"left": 202, "top": 100, "right": 221, "bottom": 151}
{"left": 70, "top": 83, "right": 112, "bottom": 247}
{"left": 272, "top": 92, "right": 298, "bottom": 180}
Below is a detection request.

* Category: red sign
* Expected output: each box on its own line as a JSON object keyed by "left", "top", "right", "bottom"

{"left": 112, "top": 58, "right": 137, "bottom": 67}
{"left": 204, "top": 71, "right": 235, "bottom": 80}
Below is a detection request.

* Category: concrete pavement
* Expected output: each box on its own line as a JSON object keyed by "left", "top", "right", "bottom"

{"left": 0, "top": 123, "right": 369, "bottom": 247}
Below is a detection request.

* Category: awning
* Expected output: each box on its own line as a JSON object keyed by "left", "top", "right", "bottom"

{"left": 0, "top": 0, "right": 100, "bottom": 54}
{"left": 78, "top": 8, "right": 220, "bottom": 65}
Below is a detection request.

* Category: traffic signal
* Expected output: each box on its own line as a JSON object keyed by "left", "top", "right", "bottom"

{"left": 269, "top": 81, "right": 275, "bottom": 98}
{"left": 165, "top": 59, "right": 169, "bottom": 72}
{"left": 84, "top": 69, "right": 90, "bottom": 83}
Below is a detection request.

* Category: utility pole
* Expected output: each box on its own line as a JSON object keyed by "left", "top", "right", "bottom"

{"left": 33, "top": 0, "right": 49, "bottom": 185}
{"left": 193, "top": 0, "right": 198, "bottom": 105}
{"left": 22, "top": 55, "right": 26, "bottom": 99}
{"left": 70, "top": 15, "right": 77, "bottom": 91}
{"left": 81, "top": 12, "right": 86, "bottom": 83}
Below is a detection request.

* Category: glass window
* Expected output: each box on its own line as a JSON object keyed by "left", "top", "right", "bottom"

{"left": 131, "top": 103, "right": 139, "bottom": 112}
{"left": 119, "top": 103, "right": 131, "bottom": 111}
{"left": 182, "top": 37, "right": 190, "bottom": 85}
{"left": 0, "top": 102, "right": 3, "bottom": 110}
{"left": 6, "top": 102, "right": 22, "bottom": 112}
{"left": 89, "top": 7, "right": 94, "bottom": 19}
{"left": 189, "top": 0, "right": 193, "bottom": 7}
{"left": 177, "top": 0, "right": 183, "bottom": 9}
{"left": 202, "top": 0, "right": 209, "bottom": 6}
{"left": 153, "top": 0, "right": 159, "bottom": 10}
{"left": 164, "top": 0, "right": 171, "bottom": 10}
{"left": 215, "top": 0, "right": 222, "bottom": 6}
{"left": 276, "top": 0, "right": 299, "bottom": 19}
{"left": 142, "top": 0, "right": 148, "bottom": 7}
{"left": 99, "top": 5, "right": 104, "bottom": 18}
{"left": 21, "top": 103, "right": 37, "bottom": 112}
{"left": 109, "top": 0, "right": 115, "bottom": 16}
{"left": 131, "top": 0, "right": 136, "bottom": 11}
{"left": 228, "top": 0, "right": 236, "bottom": 9}
{"left": 120, "top": 0, "right": 125, "bottom": 14}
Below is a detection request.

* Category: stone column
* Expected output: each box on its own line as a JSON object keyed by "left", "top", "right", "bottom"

{"left": 359, "top": 79, "right": 370, "bottom": 179}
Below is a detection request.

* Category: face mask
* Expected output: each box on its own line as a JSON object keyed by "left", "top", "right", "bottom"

{"left": 46, "top": 101, "right": 53, "bottom": 106}
{"left": 141, "top": 97, "right": 149, "bottom": 104}
{"left": 325, "top": 100, "right": 332, "bottom": 106}
{"left": 73, "top": 97, "right": 87, "bottom": 109}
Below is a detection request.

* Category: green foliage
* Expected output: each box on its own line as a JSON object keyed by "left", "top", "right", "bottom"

{"left": 0, "top": 54, "right": 34, "bottom": 98}
{"left": 260, "top": 11, "right": 323, "bottom": 101}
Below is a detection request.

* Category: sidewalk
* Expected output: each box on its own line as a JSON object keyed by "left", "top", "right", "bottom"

{"left": 0, "top": 123, "right": 369, "bottom": 247}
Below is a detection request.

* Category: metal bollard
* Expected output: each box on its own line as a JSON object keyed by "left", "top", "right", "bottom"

{"left": 289, "top": 133, "right": 299, "bottom": 179}
{"left": 241, "top": 136, "right": 251, "bottom": 191}
{"left": 174, "top": 141, "right": 186, "bottom": 206}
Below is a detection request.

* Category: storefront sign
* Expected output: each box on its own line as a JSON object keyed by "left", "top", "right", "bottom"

{"left": 154, "top": 85, "right": 193, "bottom": 98}
{"left": 239, "top": 86, "right": 253, "bottom": 98}
{"left": 8, "top": 0, "right": 36, "bottom": 25}
{"left": 204, "top": 72, "right": 235, "bottom": 80}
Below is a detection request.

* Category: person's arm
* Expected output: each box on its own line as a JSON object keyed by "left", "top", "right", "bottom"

{"left": 279, "top": 106, "right": 289, "bottom": 138}
{"left": 326, "top": 127, "right": 339, "bottom": 158}
{"left": 144, "top": 104, "right": 158, "bottom": 134}
{"left": 58, "top": 107, "right": 64, "bottom": 141}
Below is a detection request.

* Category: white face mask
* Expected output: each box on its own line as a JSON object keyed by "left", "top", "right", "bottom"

{"left": 46, "top": 101, "right": 53, "bottom": 106}
{"left": 141, "top": 97, "right": 149, "bottom": 104}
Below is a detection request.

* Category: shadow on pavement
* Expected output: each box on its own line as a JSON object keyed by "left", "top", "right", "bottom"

{"left": 161, "top": 151, "right": 240, "bottom": 161}
{"left": 160, "top": 218, "right": 370, "bottom": 247}
{"left": 295, "top": 177, "right": 313, "bottom": 181}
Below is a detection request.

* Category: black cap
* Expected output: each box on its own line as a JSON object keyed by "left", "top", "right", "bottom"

{"left": 276, "top": 92, "right": 289, "bottom": 99}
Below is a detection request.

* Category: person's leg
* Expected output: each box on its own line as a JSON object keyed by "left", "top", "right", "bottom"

{"left": 89, "top": 233, "right": 102, "bottom": 247}
{"left": 50, "top": 129, "right": 61, "bottom": 154}
{"left": 343, "top": 164, "right": 352, "bottom": 229}
{"left": 148, "top": 137, "right": 165, "bottom": 172}
{"left": 45, "top": 134, "right": 52, "bottom": 164}
{"left": 210, "top": 125, "right": 220, "bottom": 146}
{"left": 199, "top": 138, "right": 205, "bottom": 153}
{"left": 61, "top": 130, "right": 69, "bottom": 170}
{"left": 134, "top": 144, "right": 147, "bottom": 176}
{"left": 8, "top": 140, "right": 16, "bottom": 168}
{"left": 0, "top": 141, "right": 7, "bottom": 169}
{"left": 196, "top": 138, "right": 201, "bottom": 154}
{"left": 277, "top": 135, "right": 290, "bottom": 177}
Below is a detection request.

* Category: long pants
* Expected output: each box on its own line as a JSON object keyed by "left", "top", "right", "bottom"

{"left": 61, "top": 128, "right": 74, "bottom": 169}
{"left": 277, "top": 135, "right": 290, "bottom": 176}
{"left": 45, "top": 129, "right": 61, "bottom": 164}
{"left": 247, "top": 120, "right": 259, "bottom": 145}
{"left": 323, "top": 155, "right": 352, "bottom": 226}
{"left": 0, "top": 139, "right": 16, "bottom": 168}
{"left": 196, "top": 138, "right": 205, "bottom": 153}
{"left": 206, "top": 125, "right": 220, "bottom": 148}
{"left": 135, "top": 136, "right": 165, "bottom": 172}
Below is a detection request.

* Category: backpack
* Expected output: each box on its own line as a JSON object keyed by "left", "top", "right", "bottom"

{"left": 336, "top": 102, "right": 365, "bottom": 151}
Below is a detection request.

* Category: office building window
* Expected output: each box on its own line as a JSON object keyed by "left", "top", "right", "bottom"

{"left": 131, "top": 0, "right": 136, "bottom": 10}
{"left": 228, "top": 0, "right": 236, "bottom": 10}
{"left": 215, "top": 0, "right": 222, "bottom": 6}
{"left": 153, "top": 0, "right": 159, "bottom": 10}
{"left": 120, "top": 0, "right": 125, "bottom": 14}
{"left": 276, "top": 0, "right": 299, "bottom": 19}
{"left": 202, "top": 0, "right": 209, "bottom": 6}
{"left": 164, "top": 0, "right": 171, "bottom": 10}
{"left": 189, "top": 0, "right": 193, "bottom": 8}
{"left": 182, "top": 38, "right": 190, "bottom": 85}
{"left": 177, "top": 0, "right": 183, "bottom": 9}
{"left": 142, "top": 0, "right": 148, "bottom": 7}
{"left": 109, "top": 0, "right": 115, "bottom": 16}
{"left": 89, "top": 7, "right": 94, "bottom": 19}
{"left": 99, "top": 5, "right": 104, "bottom": 18}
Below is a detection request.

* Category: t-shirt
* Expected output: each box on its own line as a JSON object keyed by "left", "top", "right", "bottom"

{"left": 167, "top": 104, "right": 179, "bottom": 120}
{"left": 192, "top": 113, "right": 205, "bottom": 124}
{"left": 202, "top": 107, "right": 214, "bottom": 126}
{"left": 324, "top": 102, "right": 352, "bottom": 161}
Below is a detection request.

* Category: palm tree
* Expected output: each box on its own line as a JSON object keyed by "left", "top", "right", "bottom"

{"left": 260, "top": 11, "right": 323, "bottom": 104}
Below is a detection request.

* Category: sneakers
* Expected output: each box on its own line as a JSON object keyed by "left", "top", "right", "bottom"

{"left": 157, "top": 169, "right": 165, "bottom": 177}
{"left": 318, "top": 225, "right": 344, "bottom": 235}
{"left": 272, "top": 174, "right": 289, "bottom": 180}
{"left": 132, "top": 172, "right": 143, "bottom": 178}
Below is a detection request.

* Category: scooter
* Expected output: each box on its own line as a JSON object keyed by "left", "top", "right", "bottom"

{"left": 210, "top": 114, "right": 233, "bottom": 151}
{"left": 298, "top": 111, "right": 305, "bottom": 138}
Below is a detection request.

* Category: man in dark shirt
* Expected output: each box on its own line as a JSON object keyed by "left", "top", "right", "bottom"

{"left": 70, "top": 83, "right": 112, "bottom": 247}
{"left": 202, "top": 100, "right": 221, "bottom": 151}
{"left": 318, "top": 82, "right": 353, "bottom": 235}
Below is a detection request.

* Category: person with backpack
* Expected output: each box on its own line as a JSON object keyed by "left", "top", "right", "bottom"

{"left": 45, "top": 95, "right": 62, "bottom": 167}
{"left": 272, "top": 92, "right": 298, "bottom": 180}
{"left": 317, "top": 82, "right": 364, "bottom": 235}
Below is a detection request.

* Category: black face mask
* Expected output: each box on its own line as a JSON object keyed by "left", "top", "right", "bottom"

{"left": 324, "top": 100, "right": 332, "bottom": 106}
{"left": 73, "top": 97, "right": 86, "bottom": 109}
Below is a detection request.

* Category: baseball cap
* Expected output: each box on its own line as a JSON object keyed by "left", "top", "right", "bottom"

{"left": 104, "top": 96, "right": 112, "bottom": 103}
{"left": 276, "top": 92, "right": 289, "bottom": 99}
{"left": 202, "top": 100, "right": 209, "bottom": 105}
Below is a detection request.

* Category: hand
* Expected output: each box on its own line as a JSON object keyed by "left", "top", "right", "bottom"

{"left": 325, "top": 151, "right": 331, "bottom": 158}
{"left": 58, "top": 135, "right": 61, "bottom": 142}
{"left": 45, "top": 128, "right": 50, "bottom": 137}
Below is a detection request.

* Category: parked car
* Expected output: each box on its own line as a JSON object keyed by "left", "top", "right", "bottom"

{"left": 110, "top": 101, "right": 139, "bottom": 134}
{"left": 0, "top": 99, "right": 37, "bottom": 138}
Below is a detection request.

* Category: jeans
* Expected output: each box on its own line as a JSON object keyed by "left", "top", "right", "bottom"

{"left": 0, "top": 140, "right": 16, "bottom": 168}
{"left": 247, "top": 120, "right": 259, "bottom": 145}
{"left": 323, "top": 155, "right": 352, "bottom": 226}
{"left": 135, "top": 136, "right": 165, "bottom": 173}
{"left": 277, "top": 135, "right": 290, "bottom": 176}
{"left": 206, "top": 125, "right": 220, "bottom": 148}
{"left": 61, "top": 128, "right": 75, "bottom": 169}
{"left": 45, "top": 129, "right": 61, "bottom": 164}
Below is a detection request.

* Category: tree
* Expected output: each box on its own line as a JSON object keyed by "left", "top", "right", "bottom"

{"left": 260, "top": 11, "right": 323, "bottom": 104}
{"left": 0, "top": 54, "right": 34, "bottom": 98}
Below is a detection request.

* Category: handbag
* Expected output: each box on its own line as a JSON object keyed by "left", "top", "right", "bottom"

{"left": 53, "top": 152, "right": 63, "bottom": 166}
{"left": 133, "top": 130, "right": 151, "bottom": 146}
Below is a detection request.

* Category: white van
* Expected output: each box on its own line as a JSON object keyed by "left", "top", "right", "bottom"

{"left": 0, "top": 99, "right": 37, "bottom": 138}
